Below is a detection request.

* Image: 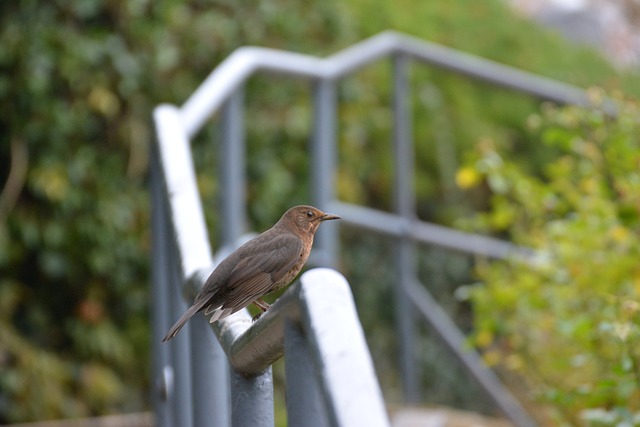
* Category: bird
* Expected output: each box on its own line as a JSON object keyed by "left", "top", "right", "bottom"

{"left": 162, "top": 205, "right": 340, "bottom": 342}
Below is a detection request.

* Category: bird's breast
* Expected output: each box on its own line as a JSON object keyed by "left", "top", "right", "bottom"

{"left": 271, "top": 236, "right": 313, "bottom": 291}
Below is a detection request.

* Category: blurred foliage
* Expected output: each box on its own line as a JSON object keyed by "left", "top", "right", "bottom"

{"left": 1, "top": 0, "right": 639, "bottom": 422}
{"left": 464, "top": 91, "right": 640, "bottom": 425}
{"left": 0, "top": 0, "right": 351, "bottom": 422}
{"left": 334, "top": 0, "right": 639, "bottom": 412}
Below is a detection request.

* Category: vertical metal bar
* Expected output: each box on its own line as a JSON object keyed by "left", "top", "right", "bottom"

{"left": 392, "top": 53, "right": 421, "bottom": 403}
{"left": 150, "top": 147, "right": 172, "bottom": 427}
{"left": 220, "top": 87, "right": 247, "bottom": 246}
{"left": 152, "top": 106, "right": 195, "bottom": 427}
{"left": 220, "top": 86, "right": 276, "bottom": 426}
{"left": 156, "top": 102, "right": 226, "bottom": 426}
{"left": 190, "top": 314, "right": 230, "bottom": 427}
{"left": 284, "top": 320, "right": 330, "bottom": 427}
{"left": 168, "top": 239, "right": 194, "bottom": 427}
{"left": 230, "top": 368, "right": 275, "bottom": 427}
{"left": 311, "top": 79, "right": 338, "bottom": 267}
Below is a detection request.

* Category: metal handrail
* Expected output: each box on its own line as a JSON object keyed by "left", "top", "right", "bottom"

{"left": 179, "top": 30, "right": 588, "bottom": 138}
{"left": 202, "top": 267, "right": 389, "bottom": 426}
{"left": 152, "top": 105, "right": 391, "bottom": 426}
{"left": 149, "top": 30, "right": 595, "bottom": 427}
{"left": 329, "top": 200, "right": 536, "bottom": 260}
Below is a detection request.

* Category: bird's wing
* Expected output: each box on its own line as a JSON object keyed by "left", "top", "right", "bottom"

{"left": 219, "top": 233, "right": 303, "bottom": 310}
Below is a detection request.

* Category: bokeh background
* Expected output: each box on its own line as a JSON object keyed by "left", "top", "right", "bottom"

{"left": 1, "top": 0, "right": 639, "bottom": 425}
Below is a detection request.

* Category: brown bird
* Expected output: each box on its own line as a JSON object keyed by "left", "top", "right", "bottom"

{"left": 162, "top": 205, "right": 340, "bottom": 342}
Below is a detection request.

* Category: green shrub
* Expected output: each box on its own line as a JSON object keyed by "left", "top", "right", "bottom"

{"left": 2, "top": 0, "right": 639, "bottom": 420}
{"left": 465, "top": 90, "right": 640, "bottom": 425}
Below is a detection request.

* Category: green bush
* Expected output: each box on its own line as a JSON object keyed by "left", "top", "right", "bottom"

{"left": 465, "top": 91, "right": 640, "bottom": 425}
{"left": 2, "top": 0, "right": 639, "bottom": 421}
{"left": 0, "top": 1, "right": 350, "bottom": 422}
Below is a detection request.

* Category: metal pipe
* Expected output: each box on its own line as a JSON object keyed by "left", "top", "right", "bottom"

{"left": 152, "top": 105, "right": 213, "bottom": 279}
{"left": 189, "top": 315, "right": 230, "bottom": 427}
{"left": 179, "top": 31, "right": 588, "bottom": 137}
{"left": 150, "top": 147, "right": 172, "bottom": 427}
{"left": 219, "top": 89, "right": 247, "bottom": 246}
{"left": 284, "top": 320, "right": 330, "bottom": 427}
{"left": 197, "top": 270, "right": 298, "bottom": 375}
{"left": 185, "top": 235, "right": 230, "bottom": 427}
{"left": 153, "top": 104, "right": 216, "bottom": 427}
{"left": 406, "top": 280, "right": 538, "bottom": 427}
{"left": 298, "top": 269, "right": 390, "bottom": 427}
{"left": 311, "top": 79, "right": 339, "bottom": 267}
{"left": 168, "top": 241, "right": 194, "bottom": 427}
{"left": 392, "top": 53, "right": 421, "bottom": 403}
{"left": 230, "top": 368, "right": 275, "bottom": 427}
{"left": 329, "top": 200, "right": 534, "bottom": 261}
{"left": 152, "top": 31, "right": 569, "bottom": 426}
{"left": 183, "top": 268, "right": 390, "bottom": 425}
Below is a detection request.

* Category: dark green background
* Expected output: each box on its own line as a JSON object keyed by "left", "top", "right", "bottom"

{"left": 1, "top": 0, "right": 637, "bottom": 422}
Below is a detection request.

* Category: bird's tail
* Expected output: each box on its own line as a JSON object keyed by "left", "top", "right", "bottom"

{"left": 162, "top": 301, "right": 206, "bottom": 342}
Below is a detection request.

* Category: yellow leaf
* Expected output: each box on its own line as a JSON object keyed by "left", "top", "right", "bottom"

{"left": 505, "top": 354, "right": 524, "bottom": 371}
{"left": 483, "top": 350, "right": 501, "bottom": 367}
{"left": 32, "top": 165, "right": 69, "bottom": 201}
{"left": 455, "top": 166, "right": 481, "bottom": 189}
{"left": 609, "top": 225, "right": 630, "bottom": 243}
{"left": 475, "top": 329, "right": 494, "bottom": 348}
{"left": 88, "top": 86, "right": 120, "bottom": 118}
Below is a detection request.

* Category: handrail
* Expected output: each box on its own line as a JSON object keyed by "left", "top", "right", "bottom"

{"left": 192, "top": 267, "right": 390, "bottom": 426}
{"left": 148, "top": 30, "right": 583, "bottom": 427}
{"left": 179, "top": 30, "right": 588, "bottom": 138}
{"left": 329, "top": 200, "right": 536, "bottom": 261}
{"left": 153, "top": 101, "right": 390, "bottom": 426}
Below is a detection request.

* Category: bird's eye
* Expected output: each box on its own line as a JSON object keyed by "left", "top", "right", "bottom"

{"left": 306, "top": 211, "right": 314, "bottom": 218}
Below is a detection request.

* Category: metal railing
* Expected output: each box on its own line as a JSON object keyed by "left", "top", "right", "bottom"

{"left": 151, "top": 112, "right": 389, "bottom": 426}
{"left": 151, "top": 133, "right": 389, "bottom": 426}
{"left": 152, "top": 30, "right": 592, "bottom": 427}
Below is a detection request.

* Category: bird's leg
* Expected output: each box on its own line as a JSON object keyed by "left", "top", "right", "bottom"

{"left": 252, "top": 298, "right": 271, "bottom": 321}
{"left": 254, "top": 298, "right": 271, "bottom": 312}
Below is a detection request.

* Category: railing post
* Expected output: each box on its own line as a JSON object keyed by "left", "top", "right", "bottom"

{"left": 392, "top": 53, "right": 421, "bottom": 403}
{"left": 284, "top": 320, "right": 330, "bottom": 427}
{"left": 230, "top": 368, "right": 275, "bottom": 427}
{"left": 167, "top": 241, "right": 194, "bottom": 427}
{"left": 189, "top": 310, "right": 231, "bottom": 427}
{"left": 219, "top": 86, "right": 277, "bottom": 427}
{"left": 219, "top": 87, "right": 247, "bottom": 245}
{"left": 150, "top": 147, "right": 172, "bottom": 427}
{"left": 311, "top": 79, "right": 339, "bottom": 267}
{"left": 149, "top": 32, "right": 566, "bottom": 427}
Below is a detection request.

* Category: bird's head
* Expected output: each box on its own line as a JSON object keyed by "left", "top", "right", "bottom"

{"left": 279, "top": 205, "right": 341, "bottom": 236}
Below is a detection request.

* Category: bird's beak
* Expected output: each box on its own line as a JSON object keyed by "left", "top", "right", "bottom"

{"left": 320, "top": 212, "right": 341, "bottom": 221}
